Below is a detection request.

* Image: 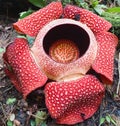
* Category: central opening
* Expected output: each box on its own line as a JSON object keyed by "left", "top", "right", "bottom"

{"left": 43, "top": 24, "right": 90, "bottom": 63}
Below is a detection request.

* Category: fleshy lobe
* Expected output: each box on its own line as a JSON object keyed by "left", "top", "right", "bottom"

{"left": 92, "top": 32, "right": 118, "bottom": 84}
{"left": 13, "top": 2, "right": 63, "bottom": 36}
{"left": 3, "top": 38, "right": 48, "bottom": 98}
{"left": 63, "top": 5, "right": 112, "bottom": 33}
{"left": 45, "top": 75, "right": 105, "bottom": 125}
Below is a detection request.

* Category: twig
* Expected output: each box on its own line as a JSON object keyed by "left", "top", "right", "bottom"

{"left": 0, "top": 102, "right": 6, "bottom": 118}
{"left": 3, "top": 85, "right": 14, "bottom": 93}
{"left": 27, "top": 111, "right": 48, "bottom": 120}
{"left": 0, "top": 102, "right": 7, "bottom": 126}
{"left": 116, "top": 52, "right": 120, "bottom": 94}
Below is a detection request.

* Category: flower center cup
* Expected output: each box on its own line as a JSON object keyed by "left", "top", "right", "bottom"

{"left": 31, "top": 19, "right": 98, "bottom": 81}
{"left": 49, "top": 39, "right": 79, "bottom": 64}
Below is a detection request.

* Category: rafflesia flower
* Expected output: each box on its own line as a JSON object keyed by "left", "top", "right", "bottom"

{"left": 3, "top": 2, "right": 118, "bottom": 125}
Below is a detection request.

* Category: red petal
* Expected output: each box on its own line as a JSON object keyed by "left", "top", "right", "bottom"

{"left": 3, "top": 38, "right": 48, "bottom": 98}
{"left": 63, "top": 5, "right": 112, "bottom": 33}
{"left": 3, "top": 51, "right": 21, "bottom": 92}
{"left": 4, "top": 68, "right": 22, "bottom": 92}
{"left": 45, "top": 75, "right": 105, "bottom": 125}
{"left": 13, "top": 2, "right": 63, "bottom": 36}
{"left": 92, "top": 32, "right": 118, "bottom": 84}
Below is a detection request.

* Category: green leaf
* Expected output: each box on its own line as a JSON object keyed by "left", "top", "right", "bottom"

{"left": 62, "top": 0, "right": 72, "bottom": 6}
{"left": 74, "top": 0, "right": 89, "bottom": 9}
{"left": 106, "top": 7, "right": 120, "bottom": 13}
{"left": 17, "top": 35, "right": 26, "bottom": 39}
{"left": 7, "top": 120, "right": 13, "bottom": 126}
{"left": 41, "top": 121, "right": 47, "bottom": 126}
{"left": 102, "top": 12, "right": 120, "bottom": 27}
{"left": 30, "top": 120, "right": 36, "bottom": 126}
{"left": 0, "top": 48, "right": 5, "bottom": 53}
{"left": 110, "top": 118, "right": 117, "bottom": 126}
{"left": 75, "top": 0, "right": 84, "bottom": 2}
{"left": 6, "top": 98, "right": 16, "bottom": 105}
{"left": 107, "top": 115, "right": 117, "bottom": 126}
{"left": 35, "top": 111, "right": 47, "bottom": 125}
{"left": 94, "top": 5, "right": 104, "bottom": 15}
{"left": 107, "top": 16, "right": 120, "bottom": 24}
{"left": 105, "top": 115, "right": 111, "bottom": 123}
{"left": 94, "top": 4, "right": 107, "bottom": 15}
{"left": 91, "top": 0, "right": 99, "bottom": 7}
{"left": 99, "top": 117, "right": 105, "bottom": 126}
{"left": 19, "top": 9, "right": 34, "bottom": 19}
{"left": 102, "top": 12, "right": 120, "bottom": 19}
{"left": 26, "top": 35, "right": 35, "bottom": 45}
{"left": 28, "top": 0, "right": 47, "bottom": 8}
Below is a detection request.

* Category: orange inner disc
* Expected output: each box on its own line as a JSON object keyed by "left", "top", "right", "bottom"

{"left": 49, "top": 39, "right": 80, "bottom": 63}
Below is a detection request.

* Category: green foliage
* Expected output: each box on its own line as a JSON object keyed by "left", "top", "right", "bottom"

{"left": 19, "top": 0, "right": 48, "bottom": 19}
{"left": 26, "top": 35, "right": 35, "bottom": 45}
{"left": 7, "top": 120, "right": 13, "bottom": 126}
{"left": 19, "top": 9, "right": 34, "bottom": 19}
{"left": 99, "top": 115, "right": 117, "bottom": 126}
{"left": 17, "top": 35, "right": 26, "bottom": 39}
{"left": 74, "top": 0, "right": 89, "bottom": 9}
{"left": 101, "top": 6, "right": 120, "bottom": 36}
{"left": 6, "top": 98, "right": 16, "bottom": 105}
{"left": 94, "top": 4, "right": 107, "bottom": 15}
{"left": 62, "top": 0, "right": 72, "bottom": 6}
{"left": 91, "top": 0, "right": 99, "bottom": 7}
{"left": 106, "top": 7, "right": 120, "bottom": 13}
{"left": 100, "top": 117, "right": 105, "bottom": 125}
{"left": 0, "top": 47, "right": 5, "bottom": 53}
{"left": 30, "top": 120, "right": 36, "bottom": 126}
{"left": 102, "top": 12, "right": 120, "bottom": 27}
{"left": 105, "top": 115, "right": 111, "bottom": 123}
{"left": 28, "top": 0, "right": 47, "bottom": 8}
{"left": 35, "top": 111, "right": 47, "bottom": 126}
